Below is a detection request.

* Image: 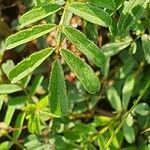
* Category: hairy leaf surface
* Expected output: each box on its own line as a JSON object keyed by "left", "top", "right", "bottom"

{"left": 6, "top": 24, "right": 56, "bottom": 49}
{"left": 49, "top": 60, "right": 68, "bottom": 116}
{"left": 68, "top": 2, "right": 112, "bottom": 27}
{"left": 63, "top": 26, "right": 106, "bottom": 67}
{"left": 61, "top": 49, "right": 100, "bottom": 94}
{"left": 9, "top": 48, "right": 53, "bottom": 83}
{"left": 19, "top": 3, "right": 61, "bottom": 27}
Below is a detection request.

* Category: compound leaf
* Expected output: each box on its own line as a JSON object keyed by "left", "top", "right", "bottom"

{"left": 9, "top": 48, "right": 53, "bottom": 83}
{"left": 61, "top": 49, "right": 100, "bottom": 94}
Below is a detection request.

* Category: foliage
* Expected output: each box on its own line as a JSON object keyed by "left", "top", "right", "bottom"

{"left": 0, "top": 0, "right": 150, "bottom": 149}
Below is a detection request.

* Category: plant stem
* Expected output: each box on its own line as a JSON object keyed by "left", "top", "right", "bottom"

{"left": 104, "top": 81, "right": 150, "bottom": 149}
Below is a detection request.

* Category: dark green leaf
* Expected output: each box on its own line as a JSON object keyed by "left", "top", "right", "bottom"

{"left": 63, "top": 26, "right": 106, "bottom": 67}
{"left": 117, "top": 0, "right": 149, "bottom": 33}
{"left": 9, "top": 48, "right": 53, "bottom": 83}
{"left": 0, "top": 84, "right": 22, "bottom": 94}
{"left": 6, "top": 24, "right": 56, "bottom": 49}
{"left": 68, "top": 2, "right": 112, "bottom": 27}
{"left": 88, "top": 0, "right": 115, "bottom": 10}
{"left": 12, "top": 112, "right": 26, "bottom": 141}
{"left": 141, "top": 34, "right": 150, "bottom": 64}
{"left": 30, "top": 75, "right": 44, "bottom": 96}
{"left": 61, "top": 49, "right": 100, "bottom": 94}
{"left": 19, "top": 3, "right": 61, "bottom": 27}
{"left": 49, "top": 60, "right": 68, "bottom": 116}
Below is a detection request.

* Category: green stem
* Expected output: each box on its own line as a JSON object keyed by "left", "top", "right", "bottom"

{"left": 55, "top": 1, "right": 72, "bottom": 53}
{"left": 104, "top": 81, "right": 150, "bottom": 149}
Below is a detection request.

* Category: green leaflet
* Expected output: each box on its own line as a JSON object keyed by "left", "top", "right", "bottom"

{"left": 61, "top": 49, "right": 100, "bottom": 94}
{"left": 88, "top": 0, "right": 115, "bottom": 10}
{"left": 107, "top": 86, "right": 122, "bottom": 111}
{"left": 12, "top": 112, "right": 26, "bottom": 141}
{"left": 123, "top": 122, "right": 135, "bottom": 144}
{"left": 101, "top": 41, "right": 131, "bottom": 57}
{"left": 63, "top": 26, "right": 106, "bottom": 67}
{"left": 141, "top": 34, "right": 150, "bottom": 64}
{"left": 68, "top": 2, "right": 112, "bottom": 27}
{"left": 6, "top": 24, "right": 56, "bottom": 50}
{"left": 48, "top": 60, "right": 68, "bottom": 116}
{"left": 0, "top": 84, "right": 22, "bottom": 94}
{"left": 19, "top": 3, "right": 61, "bottom": 27}
{"left": 30, "top": 75, "right": 44, "bottom": 96}
{"left": 9, "top": 48, "right": 53, "bottom": 83}
{"left": 28, "top": 113, "right": 41, "bottom": 134}
{"left": 117, "top": 0, "right": 149, "bottom": 32}
{"left": 122, "top": 75, "right": 135, "bottom": 110}
{"left": 4, "top": 106, "right": 15, "bottom": 126}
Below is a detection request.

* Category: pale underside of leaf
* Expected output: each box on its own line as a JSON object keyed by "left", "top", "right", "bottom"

{"left": 61, "top": 48, "right": 100, "bottom": 94}
{"left": 6, "top": 24, "right": 56, "bottom": 50}
{"left": 68, "top": 2, "right": 112, "bottom": 27}
{"left": 63, "top": 26, "right": 106, "bottom": 67}
{"left": 9, "top": 48, "right": 53, "bottom": 83}
{"left": 102, "top": 41, "right": 131, "bottom": 57}
{"left": 19, "top": 3, "right": 61, "bottom": 27}
{"left": 0, "top": 84, "right": 22, "bottom": 94}
{"left": 49, "top": 60, "right": 68, "bottom": 116}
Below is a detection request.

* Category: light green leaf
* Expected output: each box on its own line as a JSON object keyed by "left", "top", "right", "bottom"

{"left": 122, "top": 75, "right": 135, "bottom": 110}
{"left": 0, "top": 84, "right": 22, "bottom": 94}
{"left": 1, "top": 60, "right": 14, "bottom": 78}
{"left": 6, "top": 24, "right": 56, "bottom": 49}
{"left": 123, "top": 122, "right": 135, "bottom": 143}
{"left": 68, "top": 2, "right": 112, "bottom": 27}
{"left": 19, "top": 3, "right": 61, "bottom": 27}
{"left": 0, "top": 141, "right": 12, "bottom": 150}
{"left": 126, "top": 113, "right": 134, "bottom": 127}
{"left": 134, "top": 103, "right": 150, "bottom": 116}
{"left": 88, "top": 0, "right": 115, "bottom": 10}
{"left": 141, "top": 34, "right": 150, "bottom": 64}
{"left": 61, "top": 49, "right": 100, "bottom": 94}
{"left": 63, "top": 26, "right": 106, "bottom": 67}
{"left": 9, "top": 48, "right": 53, "bottom": 83}
{"left": 49, "top": 60, "right": 68, "bottom": 116}
{"left": 102, "top": 41, "right": 131, "bottom": 57}
{"left": 12, "top": 112, "right": 26, "bottom": 141}
{"left": 4, "top": 106, "right": 15, "bottom": 126}
{"left": 117, "top": 0, "right": 149, "bottom": 32}
{"left": 107, "top": 86, "right": 122, "bottom": 111}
